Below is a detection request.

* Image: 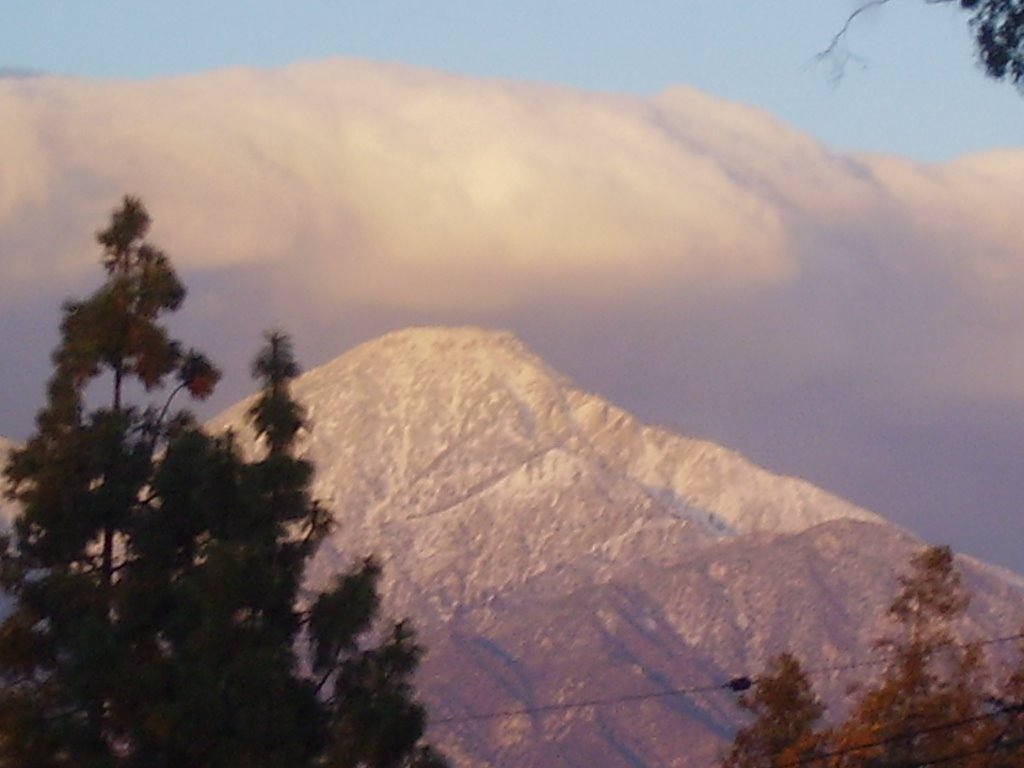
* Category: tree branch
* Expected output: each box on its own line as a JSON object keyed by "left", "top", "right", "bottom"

{"left": 817, "top": 0, "right": 896, "bottom": 65}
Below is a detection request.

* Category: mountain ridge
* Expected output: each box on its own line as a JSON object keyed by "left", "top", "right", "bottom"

{"left": 212, "top": 326, "right": 886, "bottom": 539}
{"left": 204, "top": 326, "right": 1024, "bottom": 766}
{"left": 2, "top": 328, "right": 1021, "bottom": 766}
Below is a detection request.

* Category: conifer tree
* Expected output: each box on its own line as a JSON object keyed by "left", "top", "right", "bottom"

{"left": 829, "top": 1, "right": 1024, "bottom": 90}
{"left": 719, "top": 652, "right": 828, "bottom": 768}
{"left": 0, "top": 197, "right": 447, "bottom": 768}
{"left": 831, "top": 546, "right": 989, "bottom": 767}
{"left": 720, "top": 545, "right": 1024, "bottom": 767}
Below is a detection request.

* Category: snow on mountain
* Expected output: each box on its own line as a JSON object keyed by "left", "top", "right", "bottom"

{"left": 216, "top": 328, "right": 880, "bottom": 523}
{"left": 208, "top": 327, "right": 1024, "bottom": 767}
{"left": 0, "top": 327, "right": 1017, "bottom": 765}
{"left": 211, "top": 327, "right": 885, "bottom": 608}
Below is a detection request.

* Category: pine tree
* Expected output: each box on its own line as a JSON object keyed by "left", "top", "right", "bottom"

{"left": 829, "top": 546, "right": 990, "bottom": 768}
{"left": 719, "top": 652, "right": 828, "bottom": 768}
{"left": 0, "top": 197, "right": 447, "bottom": 768}
{"left": 719, "top": 545, "right": 1024, "bottom": 767}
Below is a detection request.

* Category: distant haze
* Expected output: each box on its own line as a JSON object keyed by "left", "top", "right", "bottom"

{"left": 1, "top": 59, "right": 1023, "bottom": 574}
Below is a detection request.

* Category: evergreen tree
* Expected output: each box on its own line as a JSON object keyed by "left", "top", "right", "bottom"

{"left": 720, "top": 545, "right": 1024, "bottom": 766}
{"left": 831, "top": 546, "right": 989, "bottom": 767}
{"left": 719, "top": 652, "right": 828, "bottom": 768}
{"left": 0, "top": 197, "right": 447, "bottom": 768}
{"left": 827, "top": 1, "right": 1024, "bottom": 91}
{"left": 951, "top": 0, "right": 1024, "bottom": 86}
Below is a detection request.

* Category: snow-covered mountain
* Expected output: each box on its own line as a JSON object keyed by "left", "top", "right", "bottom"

{"left": 210, "top": 327, "right": 1024, "bottom": 767}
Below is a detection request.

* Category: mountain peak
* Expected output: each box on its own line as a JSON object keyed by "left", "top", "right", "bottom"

{"left": 203, "top": 328, "right": 1024, "bottom": 768}
{"left": 318, "top": 325, "right": 559, "bottom": 390}
{"left": 353, "top": 324, "right": 523, "bottom": 350}
{"left": 4, "top": 335, "right": 1021, "bottom": 767}
{"left": 211, "top": 327, "right": 885, "bottom": 603}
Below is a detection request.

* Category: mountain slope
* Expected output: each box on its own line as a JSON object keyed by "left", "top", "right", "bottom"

{"left": 209, "top": 327, "right": 1024, "bottom": 767}
{"left": 212, "top": 327, "right": 885, "bottom": 602}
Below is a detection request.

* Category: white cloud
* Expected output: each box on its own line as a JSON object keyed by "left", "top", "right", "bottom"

{"left": 2, "top": 58, "right": 1024, "bottom": 571}
{"left": 0, "top": 61, "right": 802, "bottom": 309}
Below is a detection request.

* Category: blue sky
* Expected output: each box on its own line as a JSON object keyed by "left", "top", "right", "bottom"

{"left": 2, "top": 1, "right": 1021, "bottom": 162}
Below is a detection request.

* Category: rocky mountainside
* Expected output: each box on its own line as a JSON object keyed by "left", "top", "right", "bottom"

{"left": 209, "top": 327, "right": 1024, "bottom": 767}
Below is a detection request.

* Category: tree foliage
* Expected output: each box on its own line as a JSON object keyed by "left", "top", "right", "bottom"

{"left": 955, "top": 0, "right": 1024, "bottom": 85}
{"left": 720, "top": 653, "right": 826, "bottom": 768}
{"left": 830, "top": 545, "right": 989, "bottom": 767}
{"left": 720, "top": 545, "right": 1024, "bottom": 767}
{"left": 826, "top": 1, "right": 1024, "bottom": 90}
{"left": 0, "top": 197, "right": 447, "bottom": 768}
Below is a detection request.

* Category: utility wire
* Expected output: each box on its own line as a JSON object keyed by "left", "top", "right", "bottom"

{"left": 920, "top": 739, "right": 1024, "bottom": 768}
{"left": 925, "top": 738, "right": 1024, "bottom": 768}
{"left": 429, "top": 631, "right": 1024, "bottom": 727}
{"left": 429, "top": 678, "right": 744, "bottom": 725}
{"left": 794, "top": 631, "right": 1024, "bottom": 682}
{"left": 770, "top": 702, "right": 1024, "bottom": 768}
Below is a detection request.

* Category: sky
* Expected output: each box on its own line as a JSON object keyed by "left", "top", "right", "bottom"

{"left": 2, "top": 1, "right": 1023, "bottom": 161}
{"left": 2, "top": 2, "right": 1024, "bottom": 576}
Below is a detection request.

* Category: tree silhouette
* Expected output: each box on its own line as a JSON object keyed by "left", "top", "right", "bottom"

{"left": 825, "top": 1, "right": 1024, "bottom": 89}
{"left": 721, "top": 545, "right": 1024, "bottom": 767}
{"left": 832, "top": 546, "right": 987, "bottom": 767}
{"left": 719, "top": 652, "right": 827, "bottom": 768}
{"left": 0, "top": 197, "right": 446, "bottom": 768}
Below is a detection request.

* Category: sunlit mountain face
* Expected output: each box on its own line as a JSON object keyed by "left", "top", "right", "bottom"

{"left": 204, "top": 327, "right": 1024, "bottom": 767}
{"left": 2, "top": 327, "right": 1022, "bottom": 765}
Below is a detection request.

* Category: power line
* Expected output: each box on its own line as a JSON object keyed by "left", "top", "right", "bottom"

{"left": 429, "top": 678, "right": 746, "bottom": 725}
{"left": 428, "top": 630, "right": 1024, "bottom": 727}
{"left": 771, "top": 701, "right": 1024, "bottom": 768}
{"left": 792, "top": 631, "right": 1024, "bottom": 682}
{"left": 922, "top": 738, "right": 1024, "bottom": 768}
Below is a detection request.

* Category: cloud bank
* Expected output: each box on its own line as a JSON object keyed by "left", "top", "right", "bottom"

{"left": 2, "top": 58, "right": 1023, "bottom": 572}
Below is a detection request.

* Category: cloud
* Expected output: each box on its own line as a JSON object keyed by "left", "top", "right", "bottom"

{"left": 2, "top": 57, "right": 1024, "bottom": 572}
{"left": 0, "top": 67, "right": 44, "bottom": 80}
{"left": 0, "top": 62, "right": 801, "bottom": 308}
